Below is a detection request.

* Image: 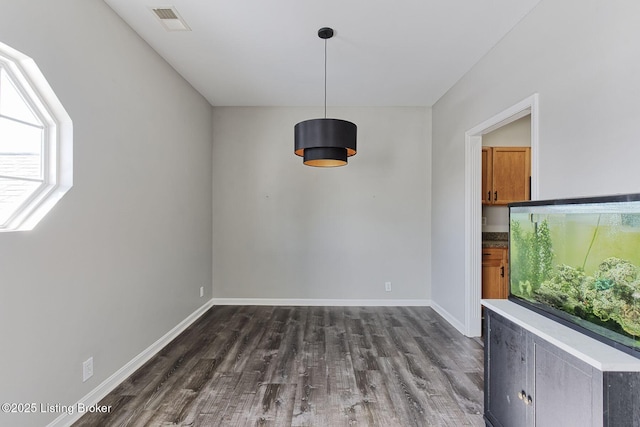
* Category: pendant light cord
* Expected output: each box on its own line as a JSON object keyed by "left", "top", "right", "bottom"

{"left": 324, "top": 38, "right": 327, "bottom": 119}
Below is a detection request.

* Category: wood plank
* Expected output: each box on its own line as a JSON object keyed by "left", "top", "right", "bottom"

{"left": 268, "top": 307, "right": 302, "bottom": 384}
{"left": 255, "top": 383, "right": 296, "bottom": 425}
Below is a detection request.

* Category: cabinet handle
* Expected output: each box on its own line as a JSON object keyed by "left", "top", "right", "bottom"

{"left": 500, "top": 266, "right": 505, "bottom": 277}
{"left": 517, "top": 391, "right": 533, "bottom": 405}
{"left": 494, "top": 191, "right": 498, "bottom": 201}
{"left": 488, "top": 191, "right": 491, "bottom": 201}
{"left": 483, "top": 253, "right": 491, "bottom": 256}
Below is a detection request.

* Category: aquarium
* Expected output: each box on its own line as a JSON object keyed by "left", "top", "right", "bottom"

{"left": 509, "top": 193, "right": 640, "bottom": 357}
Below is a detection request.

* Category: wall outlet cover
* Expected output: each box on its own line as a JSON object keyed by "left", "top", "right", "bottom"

{"left": 82, "top": 357, "right": 93, "bottom": 382}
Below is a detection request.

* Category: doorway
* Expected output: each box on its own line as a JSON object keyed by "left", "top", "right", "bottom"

{"left": 463, "top": 94, "right": 539, "bottom": 337}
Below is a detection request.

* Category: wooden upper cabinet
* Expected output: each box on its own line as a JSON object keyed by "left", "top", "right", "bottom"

{"left": 482, "top": 146, "right": 530, "bottom": 205}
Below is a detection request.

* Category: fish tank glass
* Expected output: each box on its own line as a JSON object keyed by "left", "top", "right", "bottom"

{"left": 509, "top": 193, "right": 640, "bottom": 357}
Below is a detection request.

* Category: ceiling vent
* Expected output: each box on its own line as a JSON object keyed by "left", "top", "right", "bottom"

{"left": 151, "top": 7, "right": 191, "bottom": 32}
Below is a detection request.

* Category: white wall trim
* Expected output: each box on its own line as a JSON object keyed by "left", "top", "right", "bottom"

{"left": 464, "top": 134, "right": 483, "bottom": 337}
{"left": 463, "top": 93, "right": 539, "bottom": 337}
{"left": 47, "top": 299, "right": 216, "bottom": 427}
{"left": 211, "top": 298, "right": 432, "bottom": 307}
{"left": 430, "top": 301, "right": 466, "bottom": 334}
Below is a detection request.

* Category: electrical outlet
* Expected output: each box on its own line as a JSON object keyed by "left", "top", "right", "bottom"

{"left": 82, "top": 357, "right": 93, "bottom": 382}
{"left": 200, "top": 286, "right": 204, "bottom": 297}
{"left": 482, "top": 216, "right": 487, "bottom": 226}
{"left": 385, "top": 281, "right": 392, "bottom": 292}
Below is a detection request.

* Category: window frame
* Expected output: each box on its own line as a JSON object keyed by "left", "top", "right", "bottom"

{"left": 0, "top": 41, "right": 72, "bottom": 232}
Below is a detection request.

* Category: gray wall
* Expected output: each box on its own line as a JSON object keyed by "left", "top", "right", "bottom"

{"left": 212, "top": 107, "right": 431, "bottom": 301}
{"left": 0, "top": 1, "right": 213, "bottom": 426}
{"left": 482, "top": 115, "right": 531, "bottom": 148}
{"left": 432, "top": 0, "right": 640, "bottom": 323}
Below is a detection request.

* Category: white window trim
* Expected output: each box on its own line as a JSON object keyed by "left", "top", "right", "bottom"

{"left": 0, "top": 41, "right": 72, "bottom": 232}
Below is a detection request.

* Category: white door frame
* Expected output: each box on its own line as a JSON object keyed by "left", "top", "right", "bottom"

{"left": 463, "top": 93, "right": 539, "bottom": 337}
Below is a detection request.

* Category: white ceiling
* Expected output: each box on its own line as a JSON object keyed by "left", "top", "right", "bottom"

{"left": 103, "top": 0, "right": 541, "bottom": 107}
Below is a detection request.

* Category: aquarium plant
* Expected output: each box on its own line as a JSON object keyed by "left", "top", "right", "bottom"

{"left": 529, "top": 257, "right": 640, "bottom": 338}
{"left": 510, "top": 218, "right": 554, "bottom": 298}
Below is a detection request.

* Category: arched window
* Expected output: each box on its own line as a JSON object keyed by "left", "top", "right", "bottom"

{"left": 0, "top": 42, "right": 72, "bottom": 231}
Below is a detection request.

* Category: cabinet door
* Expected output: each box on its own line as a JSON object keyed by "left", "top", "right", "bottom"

{"left": 482, "top": 248, "right": 508, "bottom": 299}
{"left": 603, "top": 372, "right": 640, "bottom": 426}
{"left": 532, "top": 337, "right": 600, "bottom": 427}
{"left": 492, "top": 147, "right": 530, "bottom": 205}
{"left": 482, "top": 147, "right": 493, "bottom": 204}
{"left": 485, "top": 311, "right": 529, "bottom": 427}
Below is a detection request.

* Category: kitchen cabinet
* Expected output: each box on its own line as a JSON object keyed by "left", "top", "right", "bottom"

{"left": 482, "top": 146, "right": 493, "bottom": 205}
{"left": 482, "top": 146, "right": 530, "bottom": 205}
{"left": 484, "top": 303, "right": 640, "bottom": 427}
{"left": 482, "top": 247, "right": 508, "bottom": 299}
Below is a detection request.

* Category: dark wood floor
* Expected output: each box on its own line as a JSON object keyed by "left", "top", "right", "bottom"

{"left": 74, "top": 306, "right": 484, "bottom": 426}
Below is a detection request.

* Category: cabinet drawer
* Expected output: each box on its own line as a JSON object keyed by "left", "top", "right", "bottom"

{"left": 482, "top": 247, "right": 507, "bottom": 262}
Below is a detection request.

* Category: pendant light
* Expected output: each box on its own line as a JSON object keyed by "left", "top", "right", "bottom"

{"left": 294, "top": 27, "right": 357, "bottom": 167}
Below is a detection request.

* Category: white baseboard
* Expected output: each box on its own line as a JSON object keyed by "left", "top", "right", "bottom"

{"left": 430, "top": 301, "right": 466, "bottom": 335}
{"left": 211, "top": 298, "right": 431, "bottom": 307}
{"left": 47, "top": 299, "right": 215, "bottom": 427}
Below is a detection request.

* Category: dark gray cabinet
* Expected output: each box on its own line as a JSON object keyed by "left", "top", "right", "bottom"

{"left": 484, "top": 308, "right": 640, "bottom": 427}
{"left": 532, "top": 339, "right": 599, "bottom": 426}
{"left": 484, "top": 311, "right": 529, "bottom": 426}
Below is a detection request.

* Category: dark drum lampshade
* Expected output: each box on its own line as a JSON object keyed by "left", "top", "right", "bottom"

{"left": 294, "top": 118, "right": 357, "bottom": 167}
{"left": 294, "top": 27, "right": 357, "bottom": 167}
